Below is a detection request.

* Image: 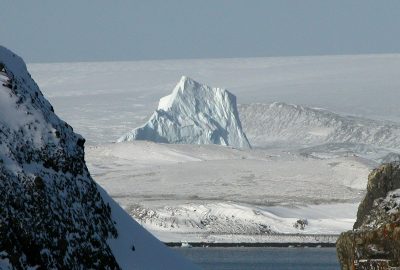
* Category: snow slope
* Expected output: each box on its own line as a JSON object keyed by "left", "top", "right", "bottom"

{"left": 118, "top": 76, "right": 251, "bottom": 149}
{"left": 99, "top": 186, "right": 200, "bottom": 270}
{"left": 86, "top": 141, "right": 370, "bottom": 242}
{"left": 0, "top": 46, "right": 199, "bottom": 269}
{"left": 131, "top": 202, "right": 356, "bottom": 243}
{"left": 87, "top": 141, "right": 370, "bottom": 205}
{"left": 239, "top": 102, "right": 400, "bottom": 149}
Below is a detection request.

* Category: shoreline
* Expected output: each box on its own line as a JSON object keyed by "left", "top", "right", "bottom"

{"left": 165, "top": 242, "right": 336, "bottom": 248}
{"left": 157, "top": 233, "right": 339, "bottom": 247}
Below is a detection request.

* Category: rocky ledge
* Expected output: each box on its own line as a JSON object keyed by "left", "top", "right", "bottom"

{"left": 336, "top": 163, "right": 400, "bottom": 270}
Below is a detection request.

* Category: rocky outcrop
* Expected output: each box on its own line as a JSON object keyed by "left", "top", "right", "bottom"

{"left": 336, "top": 163, "right": 400, "bottom": 270}
{"left": 0, "top": 46, "right": 120, "bottom": 269}
{"left": 0, "top": 46, "right": 199, "bottom": 270}
{"left": 118, "top": 76, "right": 251, "bottom": 149}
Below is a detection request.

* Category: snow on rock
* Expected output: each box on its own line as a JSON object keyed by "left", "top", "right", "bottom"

{"left": 239, "top": 102, "right": 400, "bottom": 150}
{"left": 118, "top": 76, "right": 251, "bottom": 149}
{"left": 337, "top": 163, "right": 400, "bottom": 269}
{"left": 0, "top": 46, "right": 199, "bottom": 269}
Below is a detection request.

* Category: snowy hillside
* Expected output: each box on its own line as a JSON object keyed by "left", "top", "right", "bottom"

{"left": 86, "top": 141, "right": 370, "bottom": 242}
{"left": 0, "top": 46, "right": 199, "bottom": 269}
{"left": 131, "top": 202, "right": 355, "bottom": 243}
{"left": 239, "top": 102, "right": 400, "bottom": 150}
{"left": 118, "top": 76, "right": 251, "bottom": 149}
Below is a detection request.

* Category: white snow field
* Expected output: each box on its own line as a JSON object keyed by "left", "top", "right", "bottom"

{"left": 86, "top": 141, "right": 365, "bottom": 242}
{"left": 27, "top": 54, "right": 400, "bottom": 243}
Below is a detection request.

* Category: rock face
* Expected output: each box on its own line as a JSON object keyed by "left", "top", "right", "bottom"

{"left": 118, "top": 76, "right": 251, "bottom": 149}
{"left": 0, "top": 46, "right": 120, "bottom": 269}
{"left": 336, "top": 163, "right": 400, "bottom": 270}
{"left": 0, "top": 47, "right": 199, "bottom": 269}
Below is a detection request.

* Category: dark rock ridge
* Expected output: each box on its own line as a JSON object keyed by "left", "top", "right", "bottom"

{"left": 0, "top": 47, "right": 121, "bottom": 268}
{"left": 336, "top": 163, "right": 400, "bottom": 269}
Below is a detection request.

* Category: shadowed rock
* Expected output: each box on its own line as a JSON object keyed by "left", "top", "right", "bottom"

{"left": 336, "top": 163, "right": 400, "bottom": 270}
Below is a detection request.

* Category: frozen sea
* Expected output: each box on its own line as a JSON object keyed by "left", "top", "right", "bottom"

{"left": 176, "top": 247, "right": 339, "bottom": 270}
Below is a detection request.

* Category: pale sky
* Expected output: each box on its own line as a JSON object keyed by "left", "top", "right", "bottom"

{"left": 1, "top": 0, "right": 400, "bottom": 62}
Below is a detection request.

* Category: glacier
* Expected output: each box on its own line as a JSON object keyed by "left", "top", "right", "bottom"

{"left": 118, "top": 76, "right": 251, "bottom": 149}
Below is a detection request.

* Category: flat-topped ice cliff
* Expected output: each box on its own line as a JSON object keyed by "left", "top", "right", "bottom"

{"left": 118, "top": 76, "right": 251, "bottom": 149}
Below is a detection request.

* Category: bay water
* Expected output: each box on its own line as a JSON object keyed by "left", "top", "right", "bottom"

{"left": 176, "top": 247, "right": 339, "bottom": 270}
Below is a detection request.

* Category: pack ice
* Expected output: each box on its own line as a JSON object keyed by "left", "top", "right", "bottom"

{"left": 118, "top": 76, "right": 251, "bottom": 149}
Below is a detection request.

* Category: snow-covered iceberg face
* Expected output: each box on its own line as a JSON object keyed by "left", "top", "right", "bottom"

{"left": 118, "top": 76, "right": 251, "bottom": 149}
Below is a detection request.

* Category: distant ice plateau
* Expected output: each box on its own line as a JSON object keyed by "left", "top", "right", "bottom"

{"left": 29, "top": 54, "right": 400, "bottom": 145}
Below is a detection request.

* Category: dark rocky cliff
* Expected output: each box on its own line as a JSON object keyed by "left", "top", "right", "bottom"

{"left": 0, "top": 47, "right": 120, "bottom": 269}
{"left": 336, "top": 163, "right": 400, "bottom": 269}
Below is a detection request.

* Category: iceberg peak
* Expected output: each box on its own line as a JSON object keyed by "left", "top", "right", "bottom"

{"left": 178, "top": 75, "right": 196, "bottom": 88}
{"left": 119, "top": 76, "right": 251, "bottom": 149}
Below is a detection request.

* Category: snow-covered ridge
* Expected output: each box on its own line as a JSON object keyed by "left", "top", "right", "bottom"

{"left": 0, "top": 46, "right": 198, "bottom": 269}
{"left": 118, "top": 76, "right": 251, "bottom": 149}
{"left": 129, "top": 202, "right": 355, "bottom": 240}
{"left": 239, "top": 102, "right": 400, "bottom": 150}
